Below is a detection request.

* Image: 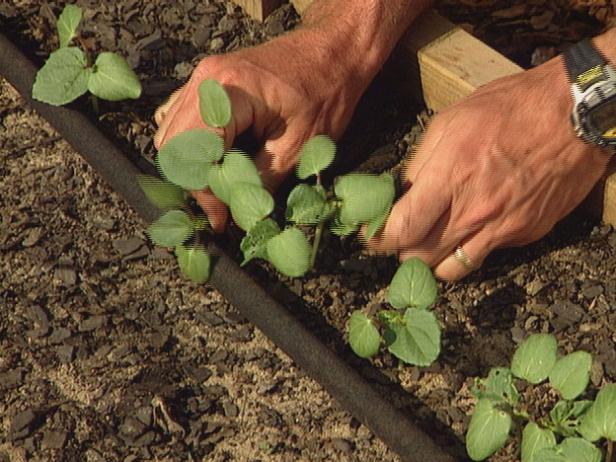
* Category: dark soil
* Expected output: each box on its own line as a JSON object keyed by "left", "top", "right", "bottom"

{"left": 1, "top": 1, "right": 615, "bottom": 462}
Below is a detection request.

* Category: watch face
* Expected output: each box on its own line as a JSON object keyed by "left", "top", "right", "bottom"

{"left": 587, "top": 99, "right": 616, "bottom": 141}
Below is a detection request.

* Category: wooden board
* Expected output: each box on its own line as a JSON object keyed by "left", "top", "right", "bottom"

{"left": 232, "top": 0, "right": 282, "bottom": 22}
{"left": 289, "top": 1, "right": 616, "bottom": 226}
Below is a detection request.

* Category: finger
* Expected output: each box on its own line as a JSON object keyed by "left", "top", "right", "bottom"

{"left": 192, "top": 190, "right": 229, "bottom": 234}
{"left": 404, "top": 113, "right": 452, "bottom": 185}
{"left": 154, "top": 85, "right": 191, "bottom": 149}
{"left": 254, "top": 126, "right": 305, "bottom": 191}
{"left": 366, "top": 171, "right": 451, "bottom": 254}
{"left": 432, "top": 230, "right": 494, "bottom": 282}
{"left": 154, "top": 84, "right": 186, "bottom": 127}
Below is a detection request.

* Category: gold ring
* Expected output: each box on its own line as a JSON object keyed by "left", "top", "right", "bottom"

{"left": 454, "top": 246, "right": 473, "bottom": 270}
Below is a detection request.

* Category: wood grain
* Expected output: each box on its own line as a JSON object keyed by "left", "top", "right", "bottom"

{"left": 232, "top": 0, "right": 282, "bottom": 21}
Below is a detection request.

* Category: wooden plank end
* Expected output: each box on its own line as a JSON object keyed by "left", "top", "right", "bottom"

{"left": 233, "top": 0, "right": 282, "bottom": 22}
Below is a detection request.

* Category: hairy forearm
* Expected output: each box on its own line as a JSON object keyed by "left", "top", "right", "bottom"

{"left": 298, "top": 0, "right": 434, "bottom": 83}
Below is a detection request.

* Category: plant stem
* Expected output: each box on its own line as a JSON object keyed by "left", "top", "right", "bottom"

{"left": 607, "top": 439, "right": 613, "bottom": 462}
{"left": 90, "top": 94, "right": 99, "bottom": 115}
{"left": 310, "top": 220, "right": 325, "bottom": 269}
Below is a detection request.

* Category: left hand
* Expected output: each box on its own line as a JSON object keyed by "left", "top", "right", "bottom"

{"left": 367, "top": 55, "right": 612, "bottom": 281}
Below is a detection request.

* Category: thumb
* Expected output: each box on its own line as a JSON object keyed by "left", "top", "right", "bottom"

{"left": 254, "top": 126, "right": 307, "bottom": 191}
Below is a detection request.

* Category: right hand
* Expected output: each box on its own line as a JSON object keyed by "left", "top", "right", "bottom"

{"left": 154, "top": 29, "right": 368, "bottom": 232}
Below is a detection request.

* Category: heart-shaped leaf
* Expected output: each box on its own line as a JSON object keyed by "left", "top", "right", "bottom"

{"left": 198, "top": 79, "right": 232, "bottom": 128}
{"left": 88, "top": 52, "right": 141, "bottom": 101}
{"left": 330, "top": 213, "right": 358, "bottom": 237}
{"left": 286, "top": 184, "right": 327, "bottom": 225}
{"left": 385, "top": 308, "right": 440, "bottom": 366}
{"left": 229, "top": 183, "right": 274, "bottom": 232}
{"left": 207, "top": 150, "right": 261, "bottom": 205}
{"left": 549, "top": 351, "right": 592, "bottom": 400}
{"left": 57, "top": 4, "right": 82, "bottom": 48}
{"left": 147, "top": 210, "right": 194, "bottom": 248}
{"left": 477, "top": 368, "right": 519, "bottom": 405}
{"left": 296, "top": 135, "right": 336, "bottom": 179}
{"left": 521, "top": 422, "right": 556, "bottom": 462}
{"left": 578, "top": 383, "right": 616, "bottom": 441}
{"left": 466, "top": 399, "right": 512, "bottom": 461}
{"left": 388, "top": 258, "right": 438, "bottom": 310}
{"left": 265, "top": 227, "right": 311, "bottom": 277}
{"left": 137, "top": 175, "right": 186, "bottom": 210}
{"left": 157, "top": 129, "right": 224, "bottom": 190}
{"left": 240, "top": 218, "right": 280, "bottom": 265}
{"left": 348, "top": 311, "right": 381, "bottom": 359}
{"left": 335, "top": 173, "right": 394, "bottom": 226}
{"left": 365, "top": 204, "right": 391, "bottom": 240}
{"left": 535, "top": 438, "right": 602, "bottom": 462}
{"left": 175, "top": 244, "right": 210, "bottom": 283}
{"left": 511, "top": 334, "right": 558, "bottom": 384}
{"left": 32, "top": 47, "right": 91, "bottom": 105}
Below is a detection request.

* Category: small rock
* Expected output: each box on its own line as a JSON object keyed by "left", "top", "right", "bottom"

{"left": 113, "top": 237, "right": 144, "bottom": 257}
{"left": 120, "top": 417, "right": 147, "bottom": 440}
{"left": 9, "top": 409, "right": 36, "bottom": 440}
{"left": 549, "top": 301, "right": 585, "bottom": 332}
{"left": 192, "top": 27, "right": 212, "bottom": 48}
{"left": 209, "top": 37, "right": 225, "bottom": 52}
{"left": 197, "top": 311, "right": 224, "bottom": 326}
{"left": 510, "top": 325, "right": 526, "bottom": 344}
{"left": 209, "top": 350, "right": 228, "bottom": 364}
{"left": 79, "top": 315, "right": 107, "bottom": 332}
{"left": 49, "top": 327, "right": 72, "bottom": 344}
{"left": 22, "top": 227, "right": 43, "bottom": 247}
{"left": 54, "top": 266, "right": 77, "bottom": 286}
{"left": 123, "top": 245, "right": 150, "bottom": 261}
{"left": 174, "top": 61, "right": 194, "bottom": 80}
{"left": 56, "top": 345, "right": 74, "bottom": 364}
{"left": 93, "top": 217, "right": 115, "bottom": 231}
{"left": 137, "top": 30, "right": 164, "bottom": 50}
{"left": 591, "top": 360, "right": 604, "bottom": 386}
{"left": 135, "top": 406, "right": 153, "bottom": 427}
{"left": 222, "top": 402, "right": 239, "bottom": 418}
{"left": 186, "top": 366, "right": 213, "bottom": 383}
{"left": 0, "top": 369, "right": 25, "bottom": 388}
{"left": 151, "top": 247, "right": 174, "bottom": 260}
{"left": 41, "top": 430, "right": 68, "bottom": 450}
{"left": 582, "top": 284, "right": 604, "bottom": 300}
{"left": 217, "top": 16, "right": 237, "bottom": 33}
{"left": 524, "top": 278, "right": 546, "bottom": 296}
{"left": 331, "top": 438, "right": 354, "bottom": 454}
{"left": 132, "top": 430, "right": 156, "bottom": 447}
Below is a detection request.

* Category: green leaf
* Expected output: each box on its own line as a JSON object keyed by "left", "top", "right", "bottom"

{"left": 207, "top": 150, "right": 261, "bottom": 205}
{"left": 549, "top": 351, "right": 592, "bottom": 400}
{"left": 549, "top": 400, "right": 593, "bottom": 438}
{"left": 296, "top": 135, "right": 336, "bottom": 179}
{"left": 477, "top": 368, "right": 519, "bottom": 405}
{"left": 385, "top": 308, "right": 441, "bottom": 366}
{"left": 32, "top": 47, "right": 91, "bottom": 105}
{"left": 466, "top": 399, "right": 512, "bottom": 461}
{"left": 229, "top": 183, "right": 274, "bottom": 232}
{"left": 147, "top": 210, "right": 194, "bottom": 248}
{"left": 578, "top": 383, "right": 616, "bottom": 441}
{"left": 175, "top": 244, "right": 210, "bottom": 283}
{"left": 198, "top": 79, "right": 232, "bottom": 128}
{"left": 57, "top": 4, "right": 82, "bottom": 48}
{"left": 330, "top": 213, "right": 358, "bottom": 236}
{"left": 88, "top": 52, "right": 141, "bottom": 101}
{"left": 240, "top": 218, "right": 280, "bottom": 265}
{"left": 521, "top": 422, "right": 556, "bottom": 462}
{"left": 511, "top": 334, "right": 558, "bottom": 384}
{"left": 348, "top": 311, "right": 381, "bottom": 359}
{"left": 335, "top": 173, "right": 394, "bottom": 226}
{"left": 365, "top": 204, "right": 391, "bottom": 240}
{"left": 286, "top": 184, "right": 327, "bottom": 225}
{"left": 388, "top": 258, "right": 438, "bottom": 310}
{"left": 157, "top": 129, "right": 224, "bottom": 190}
{"left": 265, "top": 227, "right": 311, "bottom": 277}
{"left": 137, "top": 175, "right": 186, "bottom": 210}
{"left": 536, "top": 438, "right": 602, "bottom": 462}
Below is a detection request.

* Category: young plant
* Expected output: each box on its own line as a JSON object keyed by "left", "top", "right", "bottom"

{"left": 466, "top": 333, "right": 616, "bottom": 462}
{"left": 32, "top": 4, "right": 141, "bottom": 106}
{"left": 347, "top": 257, "right": 441, "bottom": 366}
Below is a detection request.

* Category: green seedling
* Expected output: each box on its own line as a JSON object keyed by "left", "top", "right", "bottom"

{"left": 33, "top": 4, "right": 141, "bottom": 106}
{"left": 347, "top": 258, "right": 441, "bottom": 366}
{"left": 466, "top": 333, "right": 616, "bottom": 462}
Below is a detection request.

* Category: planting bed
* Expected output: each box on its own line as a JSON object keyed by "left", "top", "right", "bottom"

{"left": 1, "top": 1, "right": 615, "bottom": 461}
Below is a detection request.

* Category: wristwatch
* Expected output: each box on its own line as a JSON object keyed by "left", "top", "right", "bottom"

{"left": 563, "top": 38, "right": 616, "bottom": 151}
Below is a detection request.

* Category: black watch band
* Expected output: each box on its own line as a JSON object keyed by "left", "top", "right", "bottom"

{"left": 563, "top": 38, "right": 609, "bottom": 91}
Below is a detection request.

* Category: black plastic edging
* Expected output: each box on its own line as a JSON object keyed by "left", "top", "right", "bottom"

{"left": 0, "top": 32, "right": 458, "bottom": 462}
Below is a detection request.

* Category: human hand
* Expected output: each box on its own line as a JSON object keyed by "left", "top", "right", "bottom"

{"left": 367, "top": 55, "right": 612, "bottom": 281}
{"left": 154, "top": 29, "right": 370, "bottom": 232}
